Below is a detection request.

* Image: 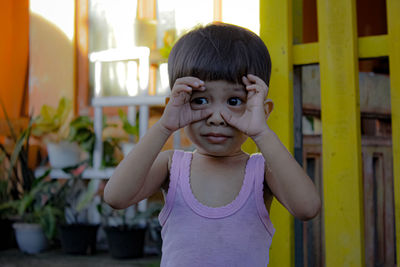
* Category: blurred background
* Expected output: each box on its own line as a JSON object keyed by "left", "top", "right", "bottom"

{"left": 0, "top": 0, "right": 399, "bottom": 266}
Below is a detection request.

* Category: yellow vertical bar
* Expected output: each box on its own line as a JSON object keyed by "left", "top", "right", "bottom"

{"left": 387, "top": 0, "right": 400, "bottom": 264}
{"left": 292, "top": 0, "right": 303, "bottom": 44}
{"left": 260, "top": 0, "right": 294, "bottom": 266}
{"left": 317, "top": 0, "right": 364, "bottom": 266}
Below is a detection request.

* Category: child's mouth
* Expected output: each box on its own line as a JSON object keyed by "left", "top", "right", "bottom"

{"left": 203, "top": 133, "right": 230, "bottom": 144}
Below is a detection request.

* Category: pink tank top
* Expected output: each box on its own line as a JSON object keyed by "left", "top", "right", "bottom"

{"left": 158, "top": 150, "right": 275, "bottom": 267}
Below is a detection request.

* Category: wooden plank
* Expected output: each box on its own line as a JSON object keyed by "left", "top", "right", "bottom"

{"left": 374, "top": 154, "right": 385, "bottom": 264}
{"left": 136, "top": 0, "right": 156, "bottom": 20}
{"left": 362, "top": 151, "right": 374, "bottom": 267}
{"left": 292, "top": 0, "right": 302, "bottom": 45}
{"left": 358, "top": 35, "right": 388, "bottom": 59}
{"left": 292, "top": 10, "right": 304, "bottom": 267}
{"left": 293, "top": 35, "right": 388, "bottom": 66}
{"left": 316, "top": 0, "right": 364, "bottom": 266}
{"left": 213, "top": 0, "right": 222, "bottom": 22}
{"left": 260, "top": 0, "right": 294, "bottom": 266}
{"left": 386, "top": 0, "right": 400, "bottom": 264}
{"left": 75, "top": 0, "right": 89, "bottom": 116}
{"left": 293, "top": 43, "right": 319, "bottom": 65}
{"left": 383, "top": 149, "right": 395, "bottom": 265}
{"left": 363, "top": 145, "right": 396, "bottom": 266}
{"left": 293, "top": 66, "right": 304, "bottom": 267}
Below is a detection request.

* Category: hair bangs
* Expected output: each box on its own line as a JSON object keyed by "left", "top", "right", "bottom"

{"left": 168, "top": 23, "right": 271, "bottom": 88}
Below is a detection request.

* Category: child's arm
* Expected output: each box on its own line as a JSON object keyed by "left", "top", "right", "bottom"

{"left": 253, "top": 129, "right": 320, "bottom": 220}
{"left": 221, "top": 74, "right": 321, "bottom": 221}
{"left": 104, "top": 77, "right": 211, "bottom": 209}
{"left": 104, "top": 123, "right": 172, "bottom": 209}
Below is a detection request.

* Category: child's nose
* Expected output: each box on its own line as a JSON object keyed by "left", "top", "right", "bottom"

{"left": 206, "top": 107, "right": 227, "bottom": 126}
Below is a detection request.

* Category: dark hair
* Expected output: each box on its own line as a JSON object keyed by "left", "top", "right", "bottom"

{"left": 168, "top": 22, "right": 271, "bottom": 88}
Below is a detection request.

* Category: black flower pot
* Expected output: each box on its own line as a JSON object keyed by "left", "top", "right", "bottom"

{"left": 105, "top": 226, "right": 146, "bottom": 259}
{"left": 0, "top": 219, "right": 17, "bottom": 250}
{"left": 59, "top": 224, "right": 99, "bottom": 255}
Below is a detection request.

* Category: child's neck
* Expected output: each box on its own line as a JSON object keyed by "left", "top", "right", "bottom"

{"left": 193, "top": 149, "right": 248, "bottom": 161}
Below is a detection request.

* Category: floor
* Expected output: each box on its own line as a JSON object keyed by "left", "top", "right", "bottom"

{"left": 0, "top": 249, "right": 161, "bottom": 267}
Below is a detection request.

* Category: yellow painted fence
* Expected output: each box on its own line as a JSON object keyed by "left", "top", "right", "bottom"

{"left": 259, "top": 0, "right": 400, "bottom": 266}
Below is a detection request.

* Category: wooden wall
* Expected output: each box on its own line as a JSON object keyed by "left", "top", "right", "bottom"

{"left": 259, "top": 0, "right": 400, "bottom": 266}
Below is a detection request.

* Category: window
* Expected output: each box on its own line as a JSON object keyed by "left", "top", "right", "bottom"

{"left": 87, "top": 0, "right": 260, "bottom": 98}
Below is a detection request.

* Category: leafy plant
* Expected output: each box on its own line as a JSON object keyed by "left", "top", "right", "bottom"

{"left": 32, "top": 97, "right": 73, "bottom": 143}
{"left": 0, "top": 100, "right": 35, "bottom": 201}
{"left": 0, "top": 170, "right": 65, "bottom": 240}
{"left": 97, "top": 200, "right": 162, "bottom": 230}
{"left": 68, "top": 116, "right": 119, "bottom": 167}
{"left": 159, "top": 29, "right": 176, "bottom": 59}
{"left": 61, "top": 164, "right": 99, "bottom": 224}
{"left": 118, "top": 109, "right": 139, "bottom": 140}
{"left": 97, "top": 201, "right": 163, "bottom": 255}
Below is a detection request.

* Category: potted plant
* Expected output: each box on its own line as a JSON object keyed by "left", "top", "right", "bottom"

{"left": 32, "top": 97, "right": 81, "bottom": 168}
{"left": 10, "top": 172, "right": 64, "bottom": 254}
{"left": 0, "top": 102, "right": 46, "bottom": 252}
{"left": 118, "top": 109, "right": 138, "bottom": 157}
{"left": 97, "top": 200, "right": 162, "bottom": 259}
{"left": 68, "top": 115, "right": 120, "bottom": 167}
{"left": 57, "top": 164, "right": 100, "bottom": 255}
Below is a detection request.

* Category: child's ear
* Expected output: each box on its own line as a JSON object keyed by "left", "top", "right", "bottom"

{"left": 264, "top": 99, "right": 274, "bottom": 119}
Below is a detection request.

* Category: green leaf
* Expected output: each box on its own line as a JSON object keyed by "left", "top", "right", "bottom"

{"left": 75, "top": 179, "right": 98, "bottom": 212}
{"left": 118, "top": 109, "right": 139, "bottom": 137}
{"left": 0, "top": 99, "right": 18, "bottom": 141}
{"left": 39, "top": 205, "right": 62, "bottom": 240}
{"left": 32, "top": 97, "right": 72, "bottom": 139}
{"left": 7, "top": 128, "right": 29, "bottom": 181}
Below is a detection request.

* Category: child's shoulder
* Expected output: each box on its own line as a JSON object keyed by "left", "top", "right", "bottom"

{"left": 160, "top": 149, "right": 192, "bottom": 171}
{"left": 159, "top": 149, "right": 175, "bottom": 166}
{"left": 248, "top": 152, "right": 265, "bottom": 160}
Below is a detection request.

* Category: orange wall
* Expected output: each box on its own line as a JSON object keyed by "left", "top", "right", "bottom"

{"left": 0, "top": 0, "right": 29, "bottom": 118}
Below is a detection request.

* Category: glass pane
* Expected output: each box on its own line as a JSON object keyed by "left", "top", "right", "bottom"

{"left": 89, "top": 0, "right": 140, "bottom": 97}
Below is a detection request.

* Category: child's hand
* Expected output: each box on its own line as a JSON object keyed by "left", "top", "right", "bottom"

{"left": 160, "top": 77, "right": 212, "bottom": 134}
{"left": 221, "top": 74, "right": 273, "bottom": 138}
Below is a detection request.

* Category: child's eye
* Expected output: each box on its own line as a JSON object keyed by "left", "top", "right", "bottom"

{"left": 227, "top": 97, "right": 243, "bottom": 106}
{"left": 191, "top": 97, "right": 208, "bottom": 105}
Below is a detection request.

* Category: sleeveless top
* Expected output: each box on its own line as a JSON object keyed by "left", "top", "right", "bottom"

{"left": 158, "top": 150, "right": 275, "bottom": 267}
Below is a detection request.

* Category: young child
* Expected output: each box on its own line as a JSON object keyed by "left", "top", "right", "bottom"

{"left": 104, "top": 22, "right": 321, "bottom": 266}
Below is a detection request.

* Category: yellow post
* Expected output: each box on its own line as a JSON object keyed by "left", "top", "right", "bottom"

{"left": 317, "top": 0, "right": 364, "bottom": 266}
{"left": 260, "top": 0, "right": 294, "bottom": 266}
{"left": 387, "top": 0, "right": 400, "bottom": 264}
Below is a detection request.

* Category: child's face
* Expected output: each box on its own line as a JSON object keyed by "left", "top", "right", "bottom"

{"left": 184, "top": 80, "right": 248, "bottom": 156}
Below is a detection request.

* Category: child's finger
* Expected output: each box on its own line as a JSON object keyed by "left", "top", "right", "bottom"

{"left": 220, "top": 109, "right": 233, "bottom": 125}
{"left": 191, "top": 109, "right": 213, "bottom": 123}
{"left": 246, "top": 84, "right": 261, "bottom": 91}
{"left": 171, "top": 84, "right": 192, "bottom": 96}
{"left": 242, "top": 76, "right": 252, "bottom": 86}
{"left": 245, "top": 84, "right": 265, "bottom": 97}
{"left": 174, "top": 76, "right": 205, "bottom": 90}
{"left": 246, "top": 74, "right": 265, "bottom": 85}
{"left": 220, "top": 110, "right": 243, "bottom": 132}
{"left": 246, "top": 74, "right": 268, "bottom": 89}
